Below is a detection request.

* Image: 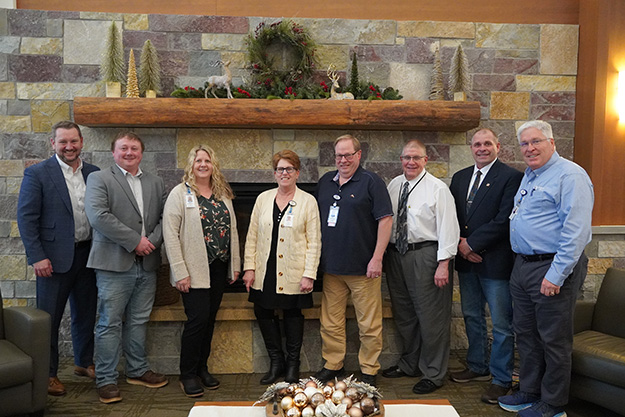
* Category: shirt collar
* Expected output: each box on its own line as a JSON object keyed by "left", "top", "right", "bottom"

{"left": 116, "top": 164, "right": 143, "bottom": 178}
{"left": 332, "top": 165, "right": 362, "bottom": 183}
{"left": 527, "top": 151, "right": 560, "bottom": 177}
{"left": 403, "top": 169, "right": 427, "bottom": 184}
{"left": 473, "top": 158, "right": 497, "bottom": 176}
{"left": 55, "top": 154, "right": 82, "bottom": 173}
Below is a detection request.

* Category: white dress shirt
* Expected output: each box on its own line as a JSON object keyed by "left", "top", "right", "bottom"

{"left": 388, "top": 170, "right": 460, "bottom": 261}
{"left": 466, "top": 158, "right": 497, "bottom": 199}
{"left": 55, "top": 154, "right": 90, "bottom": 242}
{"left": 116, "top": 164, "right": 145, "bottom": 236}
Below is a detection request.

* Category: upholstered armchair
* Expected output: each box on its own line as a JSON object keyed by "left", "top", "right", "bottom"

{"left": 0, "top": 288, "right": 50, "bottom": 417}
{"left": 571, "top": 267, "right": 625, "bottom": 415}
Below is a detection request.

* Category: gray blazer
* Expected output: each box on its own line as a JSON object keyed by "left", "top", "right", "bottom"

{"left": 85, "top": 165, "right": 166, "bottom": 272}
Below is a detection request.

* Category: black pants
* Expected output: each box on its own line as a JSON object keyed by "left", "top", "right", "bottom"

{"left": 179, "top": 260, "right": 227, "bottom": 379}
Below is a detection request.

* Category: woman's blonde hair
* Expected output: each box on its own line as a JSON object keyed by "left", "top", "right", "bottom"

{"left": 183, "top": 145, "right": 234, "bottom": 200}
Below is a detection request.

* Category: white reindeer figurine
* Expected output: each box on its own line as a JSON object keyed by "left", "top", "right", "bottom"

{"left": 327, "top": 65, "right": 354, "bottom": 100}
{"left": 205, "top": 60, "right": 233, "bottom": 99}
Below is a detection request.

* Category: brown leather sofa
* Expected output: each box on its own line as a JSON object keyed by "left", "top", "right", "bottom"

{"left": 571, "top": 267, "right": 625, "bottom": 415}
{"left": 0, "top": 288, "right": 50, "bottom": 417}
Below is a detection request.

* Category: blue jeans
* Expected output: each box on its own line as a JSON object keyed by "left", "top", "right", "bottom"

{"left": 94, "top": 263, "right": 156, "bottom": 388}
{"left": 458, "top": 272, "right": 514, "bottom": 387}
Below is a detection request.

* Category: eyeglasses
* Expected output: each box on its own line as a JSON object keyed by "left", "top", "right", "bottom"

{"left": 335, "top": 151, "right": 359, "bottom": 161}
{"left": 275, "top": 167, "right": 297, "bottom": 174}
{"left": 519, "top": 138, "right": 549, "bottom": 148}
{"left": 400, "top": 155, "right": 426, "bottom": 162}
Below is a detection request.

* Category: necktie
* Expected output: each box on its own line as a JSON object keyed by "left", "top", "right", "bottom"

{"left": 396, "top": 182, "right": 410, "bottom": 255}
{"left": 466, "top": 170, "right": 482, "bottom": 214}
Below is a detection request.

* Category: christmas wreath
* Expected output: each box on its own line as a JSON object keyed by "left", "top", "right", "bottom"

{"left": 247, "top": 20, "right": 317, "bottom": 88}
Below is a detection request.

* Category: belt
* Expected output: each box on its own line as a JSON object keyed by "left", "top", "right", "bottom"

{"left": 134, "top": 256, "right": 143, "bottom": 264}
{"left": 519, "top": 253, "right": 556, "bottom": 262}
{"left": 75, "top": 240, "right": 91, "bottom": 249}
{"left": 388, "top": 241, "right": 437, "bottom": 252}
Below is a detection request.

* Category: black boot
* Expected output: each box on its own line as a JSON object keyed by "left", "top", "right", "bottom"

{"left": 284, "top": 314, "right": 304, "bottom": 383}
{"left": 257, "top": 317, "right": 286, "bottom": 385}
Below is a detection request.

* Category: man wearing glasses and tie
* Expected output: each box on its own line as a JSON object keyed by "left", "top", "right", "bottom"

{"left": 382, "top": 140, "right": 459, "bottom": 395}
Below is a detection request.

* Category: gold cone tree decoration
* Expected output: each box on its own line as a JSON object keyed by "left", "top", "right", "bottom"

{"left": 429, "top": 46, "right": 444, "bottom": 100}
{"left": 139, "top": 39, "right": 161, "bottom": 97}
{"left": 126, "top": 49, "right": 140, "bottom": 98}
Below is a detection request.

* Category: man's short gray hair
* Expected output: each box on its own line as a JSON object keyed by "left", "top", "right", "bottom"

{"left": 516, "top": 120, "right": 553, "bottom": 143}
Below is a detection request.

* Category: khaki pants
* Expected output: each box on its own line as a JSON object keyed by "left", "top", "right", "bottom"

{"left": 319, "top": 273, "right": 383, "bottom": 375}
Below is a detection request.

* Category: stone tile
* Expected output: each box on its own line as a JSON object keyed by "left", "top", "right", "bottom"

{"left": 426, "top": 162, "right": 448, "bottom": 179}
{"left": 167, "top": 33, "right": 202, "bottom": 51}
{"left": 61, "top": 64, "right": 101, "bottom": 83}
{"left": 174, "top": 76, "right": 207, "bottom": 90}
{"left": 316, "top": 45, "right": 351, "bottom": 71}
{"left": 188, "top": 51, "right": 223, "bottom": 77}
{"left": 598, "top": 241, "right": 625, "bottom": 258}
{"left": 64, "top": 19, "right": 121, "bottom": 65}
{"left": 472, "top": 74, "right": 515, "bottom": 91}
{"left": 223, "top": 169, "right": 275, "bottom": 183}
{"left": 318, "top": 141, "right": 336, "bottom": 166}
{"left": 201, "top": 33, "right": 247, "bottom": 51}
{"left": 405, "top": 38, "right": 436, "bottom": 64}
{"left": 124, "top": 14, "right": 149, "bottom": 31}
{"left": 272, "top": 140, "right": 319, "bottom": 158}
{"left": 365, "top": 161, "right": 402, "bottom": 184}
{"left": 0, "top": 8, "right": 6, "bottom": 36}
{"left": 540, "top": 25, "right": 578, "bottom": 75}
{"left": 8, "top": 55, "right": 63, "bottom": 82}
{"left": 123, "top": 30, "right": 167, "bottom": 50}
{"left": 587, "top": 257, "right": 613, "bottom": 275}
{"left": 304, "top": 18, "right": 395, "bottom": 45}
{"left": 366, "top": 132, "right": 404, "bottom": 161}
{"left": 20, "top": 37, "right": 63, "bottom": 55}
{"left": 426, "top": 144, "right": 450, "bottom": 162}
{"left": 531, "top": 92, "right": 576, "bottom": 105}
{"left": 16, "top": 82, "right": 104, "bottom": 100}
{"left": 177, "top": 129, "right": 273, "bottom": 170}
{"left": 466, "top": 91, "right": 491, "bottom": 119}
{"left": 15, "top": 280, "right": 36, "bottom": 298}
{"left": 0, "top": 53, "right": 6, "bottom": 81}
{"left": 155, "top": 152, "right": 177, "bottom": 170}
{"left": 0, "top": 255, "right": 26, "bottom": 280}
{"left": 0, "top": 99, "right": 5, "bottom": 114}
{"left": 490, "top": 91, "right": 531, "bottom": 120}
{"left": 388, "top": 62, "right": 430, "bottom": 100}
{"left": 355, "top": 45, "right": 405, "bottom": 63}
{"left": 160, "top": 50, "right": 190, "bottom": 77}
{"left": 496, "top": 50, "right": 539, "bottom": 59}
{"left": 8, "top": 9, "right": 47, "bottom": 37}
{"left": 2, "top": 133, "right": 50, "bottom": 159}
{"left": 0, "top": 115, "right": 30, "bottom": 133}
{"left": 439, "top": 132, "right": 466, "bottom": 145}
{"left": 550, "top": 121, "right": 575, "bottom": 138}
{"left": 149, "top": 14, "right": 248, "bottom": 34}
{"left": 0, "top": 280, "right": 14, "bottom": 297}
{"left": 475, "top": 23, "right": 540, "bottom": 49}
{"left": 530, "top": 105, "right": 575, "bottom": 121}
{"left": 8, "top": 177, "right": 25, "bottom": 194}
{"left": 298, "top": 158, "right": 319, "bottom": 183}
{"left": 449, "top": 144, "right": 474, "bottom": 177}
{"left": 516, "top": 75, "right": 576, "bottom": 92}
{"left": 46, "top": 18, "right": 63, "bottom": 37}
{"left": 0, "top": 36, "right": 20, "bottom": 53}
{"left": 397, "top": 21, "right": 474, "bottom": 39}
{"left": 31, "top": 100, "right": 70, "bottom": 133}
{"left": 493, "top": 58, "right": 539, "bottom": 75}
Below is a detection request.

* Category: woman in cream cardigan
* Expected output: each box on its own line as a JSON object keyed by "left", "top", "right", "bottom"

{"left": 163, "top": 145, "right": 240, "bottom": 397}
{"left": 242, "top": 150, "right": 321, "bottom": 384}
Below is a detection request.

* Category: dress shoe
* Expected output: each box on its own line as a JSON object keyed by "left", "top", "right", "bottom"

{"left": 412, "top": 379, "right": 440, "bottom": 394}
{"left": 381, "top": 365, "right": 415, "bottom": 378}
{"left": 74, "top": 365, "right": 96, "bottom": 379}
{"left": 481, "top": 383, "right": 510, "bottom": 404}
{"left": 449, "top": 368, "right": 491, "bottom": 383}
{"left": 360, "top": 373, "right": 377, "bottom": 387}
{"left": 98, "top": 384, "right": 122, "bottom": 404}
{"left": 314, "top": 367, "right": 346, "bottom": 383}
{"left": 48, "top": 376, "right": 66, "bottom": 396}
{"left": 126, "top": 370, "right": 168, "bottom": 388}
{"left": 198, "top": 369, "right": 220, "bottom": 390}
{"left": 179, "top": 377, "right": 204, "bottom": 398}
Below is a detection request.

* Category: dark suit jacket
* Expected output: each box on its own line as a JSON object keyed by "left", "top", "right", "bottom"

{"left": 85, "top": 165, "right": 166, "bottom": 273}
{"left": 449, "top": 159, "right": 523, "bottom": 279}
{"left": 17, "top": 156, "right": 100, "bottom": 274}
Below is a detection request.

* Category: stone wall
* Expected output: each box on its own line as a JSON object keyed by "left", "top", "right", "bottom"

{"left": 2, "top": 7, "right": 617, "bottom": 374}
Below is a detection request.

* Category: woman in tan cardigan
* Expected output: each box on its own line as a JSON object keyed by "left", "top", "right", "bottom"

{"left": 242, "top": 150, "right": 321, "bottom": 384}
{"left": 163, "top": 145, "right": 240, "bottom": 397}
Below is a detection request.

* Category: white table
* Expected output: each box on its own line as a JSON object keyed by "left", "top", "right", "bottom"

{"left": 189, "top": 400, "right": 460, "bottom": 417}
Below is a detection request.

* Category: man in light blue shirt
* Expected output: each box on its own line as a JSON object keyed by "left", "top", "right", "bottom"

{"left": 498, "top": 121, "right": 594, "bottom": 417}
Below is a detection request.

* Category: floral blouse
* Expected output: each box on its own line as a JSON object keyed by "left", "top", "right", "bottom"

{"left": 197, "top": 194, "right": 231, "bottom": 264}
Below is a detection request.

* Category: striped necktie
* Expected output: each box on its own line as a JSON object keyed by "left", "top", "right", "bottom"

{"left": 466, "top": 170, "right": 482, "bottom": 214}
{"left": 396, "top": 182, "right": 410, "bottom": 255}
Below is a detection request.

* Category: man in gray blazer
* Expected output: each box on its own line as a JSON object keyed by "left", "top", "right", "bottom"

{"left": 85, "top": 132, "right": 168, "bottom": 404}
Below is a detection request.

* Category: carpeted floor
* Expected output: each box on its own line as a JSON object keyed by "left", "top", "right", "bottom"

{"left": 40, "top": 352, "right": 621, "bottom": 417}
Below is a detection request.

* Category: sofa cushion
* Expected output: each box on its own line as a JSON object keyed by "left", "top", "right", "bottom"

{"left": 0, "top": 340, "right": 33, "bottom": 388}
{"left": 573, "top": 330, "right": 625, "bottom": 389}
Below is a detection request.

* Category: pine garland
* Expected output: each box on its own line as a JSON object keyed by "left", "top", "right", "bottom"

{"left": 448, "top": 44, "right": 470, "bottom": 93}
{"left": 139, "top": 39, "right": 161, "bottom": 95}
{"left": 429, "top": 46, "right": 445, "bottom": 100}
{"left": 100, "top": 21, "right": 125, "bottom": 84}
{"left": 126, "top": 49, "right": 140, "bottom": 98}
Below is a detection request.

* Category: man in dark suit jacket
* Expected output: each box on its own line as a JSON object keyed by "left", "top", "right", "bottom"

{"left": 85, "top": 131, "right": 168, "bottom": 404}
{"left": 449, "top": 128, "right": 523, "bottom": 404}
{"left": 17, "top": 121, "right": 100, "bottom": 396}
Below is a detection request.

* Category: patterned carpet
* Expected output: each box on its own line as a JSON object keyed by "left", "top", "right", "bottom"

{"left": 39, "top": 352, "right": 620, "bottom": 417}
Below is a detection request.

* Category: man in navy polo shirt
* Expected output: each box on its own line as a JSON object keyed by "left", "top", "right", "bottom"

{"left": 314, "top": 134, "right": 393, "bottom": 387}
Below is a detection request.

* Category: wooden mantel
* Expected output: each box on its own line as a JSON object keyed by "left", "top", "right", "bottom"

{"left": 73, "top": 97, "right": 481, "bottom": 131}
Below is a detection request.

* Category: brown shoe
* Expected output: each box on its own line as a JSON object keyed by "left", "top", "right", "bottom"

{"left": 74, "top": 365, "right": 96, "bottom": 379}
{"left": 48, "top": 377, "right": 67, "bottom": 396}
{"left": 449, "top": 368, "right": 491, "bottom": 383}
{"left": 481, "top": 383, "right": 511, "bottom": 404}
{"left": 126, "top": 370, "right": 168, "bottom": 388}
{"left": 98, "top": 384, "right": 122, "bottom": 404}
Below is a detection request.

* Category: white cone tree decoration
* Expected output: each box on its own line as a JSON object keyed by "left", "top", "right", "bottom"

{"left": 139, "top": 39, "right": 161, "bottom": 97}
{"left": 429, "top": 46, "right": 444, "bottom": 100}
{"left": 100, "top": 21, "right": 125, "bottom": 97}
{"left": 449, "top": 44, "right": 470, "bottom": 101}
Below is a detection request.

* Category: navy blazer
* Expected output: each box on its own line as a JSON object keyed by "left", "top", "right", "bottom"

{"left": 449, "top": 159, "right": 523, "bottom": 279}
{"left": 17, "top": 156, "right": 100, "bottom": 274}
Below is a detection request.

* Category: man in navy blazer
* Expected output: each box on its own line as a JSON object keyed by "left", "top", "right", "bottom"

{"left": 449, "top": 128, "right": 523, "bottom": 404}
{"left": 17, "top": 121, "right": 100, "bottom": 396}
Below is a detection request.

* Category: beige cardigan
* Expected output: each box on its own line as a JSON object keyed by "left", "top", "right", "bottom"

{"left": 244, "top": 187, "right": 321, "bottom": 295}
{"left": 163, "top": 183, "right": 240, "bottom": 288}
